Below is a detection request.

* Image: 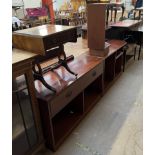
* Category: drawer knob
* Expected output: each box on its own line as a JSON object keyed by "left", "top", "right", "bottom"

{"left": 65, "top": 91, "right": 72, "bottom": 98}
{"left": 92, "top": 71, "right": 97, "bottom": 77}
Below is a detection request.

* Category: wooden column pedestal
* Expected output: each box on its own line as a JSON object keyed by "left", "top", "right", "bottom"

{"left": 87, "top": 3, "right": 109, "bottom": 57}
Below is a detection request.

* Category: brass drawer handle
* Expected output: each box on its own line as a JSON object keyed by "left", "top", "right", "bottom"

{"left": 65, "top": 91, "right": 73, "bottom": 98}
{"left": 92, "top": 71, "right": 97, "bottom": 77}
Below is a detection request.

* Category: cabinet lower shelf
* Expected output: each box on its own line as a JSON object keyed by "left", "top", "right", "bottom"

{"left": 52, "top": 93, "right": 83, "bottom": 146}
{"left": 84, "top": 75, "right": 103, "bottom": 113}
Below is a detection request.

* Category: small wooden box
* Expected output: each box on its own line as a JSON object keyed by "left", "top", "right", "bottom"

{"left": 13, "top": 25, "right": 77, "bottom": 55}
{"left": 87, "top": 3, "right": 106, "bottom": 50}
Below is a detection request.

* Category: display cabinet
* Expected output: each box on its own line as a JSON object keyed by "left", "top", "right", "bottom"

{"left": 12, "top": 49, "right": 43, "bottom": 155}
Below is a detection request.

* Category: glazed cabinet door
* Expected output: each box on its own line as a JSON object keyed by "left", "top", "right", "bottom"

{"left": 12, "top": 74, "right": 38, "bottom": 155}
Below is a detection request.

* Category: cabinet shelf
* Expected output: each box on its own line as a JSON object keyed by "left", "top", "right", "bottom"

{"left": 84, "top": 75, "right": 103, "bottom": 113}
{"left": 52, "top": 93, "right": 84, "bottom": 146}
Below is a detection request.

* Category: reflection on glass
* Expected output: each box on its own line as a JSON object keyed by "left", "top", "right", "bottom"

{"left": 12, "top": 92, "right": 29, "bottom": 155}
{"left": 12, "top": 74, "right": 37, "bottom": 155}
{"left": 16, "top": 75, "right": 27, "bottom": 90}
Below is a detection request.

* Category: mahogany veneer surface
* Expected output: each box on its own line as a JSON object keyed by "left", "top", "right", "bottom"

{"left": 110, "top": 19, "right": 142, "bottom": 28}
{"left": 35, "top": 54, "right": 103, "bottom": 100}
{"left": 13, "top": 24, "right": 77, "bottom": 55}
{"left": 13, "top": 24, "right": 76, "bottom": 37}
{"left": 64, "top": 38, "right": 127, "bottom": 59}
{"left": 107, "top": 40, "right": 127, "bottom": 57}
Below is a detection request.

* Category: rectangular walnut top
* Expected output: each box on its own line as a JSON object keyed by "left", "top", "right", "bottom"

{"left": 13, "top": 24, "right": 76, "bottom": 38}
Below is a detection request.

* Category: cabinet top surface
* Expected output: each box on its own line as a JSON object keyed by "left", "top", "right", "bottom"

{"left": 13, "top": 24, "right": 76, "bottom": 38}
{"left": 12, "top": 48, "right": 37, "bottom": 65}
{"left": 35, "top": 54, "right": 103, "bottom": 100}
{"left": 107, "top": 39, "right": 127, "bottom": 56}
{"left": 110, "top": 19, "right": 142, "bottom": 28}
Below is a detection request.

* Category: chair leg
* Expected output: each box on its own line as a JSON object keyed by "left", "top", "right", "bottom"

{"left": 114, "top": 9, "right": 117, "bottom": 22}
{"left": 134, "top": 46, "right": 137, "bottom": 60}
{"left": 138, "top": 45, "right": 142, "bottom": 60}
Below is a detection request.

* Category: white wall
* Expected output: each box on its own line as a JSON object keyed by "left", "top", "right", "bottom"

{"left": 12, "top": 0, "right": 42, "bottom": 18}
{"left": 12, "top": 0, "right": 42, "bottom": 8}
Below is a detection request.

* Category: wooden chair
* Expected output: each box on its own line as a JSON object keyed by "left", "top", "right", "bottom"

{"left": 128, "top": 0, "right": 143, "bottom": 20}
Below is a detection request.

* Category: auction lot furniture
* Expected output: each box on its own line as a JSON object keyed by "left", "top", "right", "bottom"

{"left": 35, "top": 54, "right": 104, "bottom": 151}
{"left": 12, "top": 49, "right": 43, "bottom": 155}
{"left": 13, "top": 24, "right": 78, "bottom": 93}
{"left": 107, "top": 19, "right": 142, "bottom": 62}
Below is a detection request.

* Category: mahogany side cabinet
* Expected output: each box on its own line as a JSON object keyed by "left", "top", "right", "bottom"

{"left": 35, "top": 54, "right": 104, "bottom": 151}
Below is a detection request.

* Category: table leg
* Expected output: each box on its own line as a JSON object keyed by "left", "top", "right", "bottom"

{"left": 121, "top": 6, "right": 125, "bottom": 19}
{"left": 106, "top": 7, "right": 110, "bottom": 25}
{"left": 59, "top": 45, "right": 78, "bottom": 76}
{"left": 114, "top": 8, "right": 117, "bottom": 22}
{"left": 139, "top": 10, "right": 142, "bottom": 20}
{"left": 138, "top": 44, "right": 142, "bottom": 60}
{"left": 32, "top": 63, "right": 57, "bottom": 93}
{"left": 32, "top": 45, "right": 78, "bottom": 92}
{"left": 111, "top": 7, "right": 113, "bottom": 22}
{"left": 123, "top": 47, "right": 127, "bottom": 72}
{"left": 134, "top": 46, "right": 137, "bottom": 60}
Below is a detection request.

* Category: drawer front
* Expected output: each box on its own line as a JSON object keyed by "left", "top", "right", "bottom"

{"left": 44, "top": 28, "right": 77, "bottom": 50}
{"left": 50, "top": 62, "right": 103, "bottom": 117}
{"left": 50, "top": 80, "right": 83, "bottom": 118}
{"left": 80, "top": 62, "right": 103, "bottom": 89}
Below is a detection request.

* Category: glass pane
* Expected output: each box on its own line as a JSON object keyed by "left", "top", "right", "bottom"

{"left": 12, "top": 91, "right": 29, "bottom": 155}
{"left": 15, "top": 75, "right": 27, "bottom": 90}
{"left": 12, "top": 74, "right": 38, "bottom": 155}
{"left": 18, "top": 88, "right": 37, "bottom": 146}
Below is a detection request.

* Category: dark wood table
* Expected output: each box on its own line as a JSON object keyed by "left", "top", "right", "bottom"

{"left": 106, "top": 19, "right": 142, "bottom": 40}
{"left": 110, "top": 19, "right": 143, "bottom": 59}
{"left": 109, "top": 19, "right": 142, "bottom": 29}
{"left": 13, "top": 24, "right": 78, "bottom": 93}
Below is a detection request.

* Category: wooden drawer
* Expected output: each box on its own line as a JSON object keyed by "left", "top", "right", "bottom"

{"left": 50, "top": 62, "right": 103, "bottom": 117}
{"left": 43, "top": 29, "right": 77, "bottom": 50}
{"left": 50, "top": 79, "right": 83, "bottom": 118}
{"left": 80, "top": 62, "right": 103, "bottom": 89}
